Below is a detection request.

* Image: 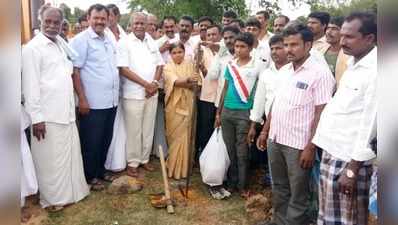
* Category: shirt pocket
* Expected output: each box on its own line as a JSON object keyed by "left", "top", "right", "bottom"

{"left": 336, "top": 80, "right": 363, "bottom": 111}
{"left": 286, "top": 81, "right": 312, "bottom": 107}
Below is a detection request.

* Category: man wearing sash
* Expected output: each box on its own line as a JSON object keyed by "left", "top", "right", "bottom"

{"left": 216, "top": 32, "right": 261, "bottom": 198}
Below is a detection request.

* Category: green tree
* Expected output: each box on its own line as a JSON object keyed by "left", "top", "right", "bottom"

{"left": 127, "top": 0, "right": 248, "bottom": 22}
{"left": 287, "top": 0, "right": 377, "bottom": 17}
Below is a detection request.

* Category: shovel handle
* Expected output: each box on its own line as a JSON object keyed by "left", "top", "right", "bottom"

{"left": 159, "top": 145, "right": 174, "bottom": 214}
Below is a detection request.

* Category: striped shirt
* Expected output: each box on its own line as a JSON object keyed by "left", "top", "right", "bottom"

{"left": 269, "top": 54, "right": 335, "bottom": 150}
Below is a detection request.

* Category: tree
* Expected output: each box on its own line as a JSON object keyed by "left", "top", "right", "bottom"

{"left": 287, "top": 0, "right": 377, "bottom": 17}
{"left": 127, "top": 0, "right": 248, "bottom": 22}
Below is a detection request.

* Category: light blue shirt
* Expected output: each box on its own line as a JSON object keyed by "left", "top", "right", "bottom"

{"left": 70, "top": 26, "right": 119, "bottom": 109}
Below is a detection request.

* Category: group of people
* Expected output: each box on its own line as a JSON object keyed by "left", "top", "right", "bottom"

{"left": 21, "top": 2, "right": 377, "bottom": 225}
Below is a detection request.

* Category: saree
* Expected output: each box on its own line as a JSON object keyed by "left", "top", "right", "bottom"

{"left": 163, "top": 60, "right": 196, "bottom": 179}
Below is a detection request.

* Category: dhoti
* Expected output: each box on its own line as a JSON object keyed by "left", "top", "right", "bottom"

{"left": 31, "top": 122, "right": 89, "bottom": 208}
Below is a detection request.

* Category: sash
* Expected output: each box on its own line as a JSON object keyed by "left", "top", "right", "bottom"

{"left": 226, "top": 62, "right": 251, "bottom": 103}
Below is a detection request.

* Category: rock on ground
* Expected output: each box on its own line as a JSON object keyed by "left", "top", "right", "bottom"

{"left": 245, "top": 193, "right": 272, "bottom": 221}
{"left": 107, "top": 175, "right": 143, "bottom": 195}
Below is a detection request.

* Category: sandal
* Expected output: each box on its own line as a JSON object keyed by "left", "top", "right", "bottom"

{"left": 89, "top": 179, "right": 105, "bottom": 191}
{"left": 21, "top": 207, "right": 31, "bottom": 223}
{"left": 45, "top": 205, "right": 64, "bottom": 212}
{"left": 103, "top": 173, "right": 117, "bottom": 182}
{"left": 127, "top": 166, "right": 139, "bottom": 178}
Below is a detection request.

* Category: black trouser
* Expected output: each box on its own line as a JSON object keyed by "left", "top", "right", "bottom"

{"left": 79, "top": 107, "right": 117, "bottom": 182}
{"left": 196, "top": 100, "right": 217, "bottom": 155}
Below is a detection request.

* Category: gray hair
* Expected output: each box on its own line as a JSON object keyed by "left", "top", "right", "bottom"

{"left": 38, "top": 5, "right": 64, "bottom": 22}
{"left": 130, "top": 11, "right": 148, "bottom": 23}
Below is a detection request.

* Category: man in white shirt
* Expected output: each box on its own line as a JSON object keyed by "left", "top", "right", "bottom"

{"left": 118, "top": 12, "right": 164, "bottom": 177}
{"left": 22, "top": 7, "right": 89, "bottom": 210}
{"left": 157, "top": 16, "right": 179, "bottom": 62}
{"left": 247, "top": 34, "right": 289, "bottom": 188}
{"left": 207, "top": 26, "right": 240, "bottom": 109}
{"left": 312, "top": 12, "right": 377, "bottom": 225}
{"left": 195, "top": 24, "right": 222, "bottom": 159}
{"left": 255, "top": 10, "right": 274, "bottom": 44}
{"left": 244, "top": 18, "right": 271, "bottom": 73}
{"left": 307, "top": 11, "right": 331, "bottom": 53}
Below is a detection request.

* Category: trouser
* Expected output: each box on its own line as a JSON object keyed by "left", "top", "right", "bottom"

{"left": 267, "top": 140, "right": 310, "bottom": 225}
{"left": 221, "top": 108, "right": 250, "bottom": 191}
{"left": 123, "top": 96, "right": 158, "bottom": 168}
{"left": 196, "top": 100, "right": 217, "bottom": 156}
{"left": 78, "top": 107, "right": 117, "bottom": 183}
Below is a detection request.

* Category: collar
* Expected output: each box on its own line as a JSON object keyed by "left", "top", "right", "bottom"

{"left": 286, "top": 53, "right": 317, "bottom": 72}
{"left": 315, "top": 35, "right": 327, "bottom": 44}
{"left": 348, "top": 46, "right": 377, "bottom": 69}
{"left": 232, "top": 57, "right": 256, "bottom": 68}
{"left": 87, "top": 26, "right": 101, "bottom": 39}
{"left": 129, "top": 32, "right": 151, "bottom": 42}
{"left": 37, "top": 32, "right": 57, "bottom": 46}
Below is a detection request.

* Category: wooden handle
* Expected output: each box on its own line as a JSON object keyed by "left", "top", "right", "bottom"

{"left": 159, "top": 145, "right": 174, "bottom": 214}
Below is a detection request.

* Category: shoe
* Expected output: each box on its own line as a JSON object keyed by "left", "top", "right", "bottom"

{"left": 209, "top": 187, "right": 224, "bottom": 200}
{"left": 219, "top": 187, "right": 231, "bottom": 198}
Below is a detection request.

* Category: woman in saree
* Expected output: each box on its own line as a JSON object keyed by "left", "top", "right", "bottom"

{"left": 164, "top": 43, "right": 199, "bottom": 179}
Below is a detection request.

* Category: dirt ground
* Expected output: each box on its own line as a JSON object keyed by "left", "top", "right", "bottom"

{"left": 21, "top": 159, "right": 377, "bottom": 225}
{"left": 22, "top": 159, "right": 273, "bottom": 225}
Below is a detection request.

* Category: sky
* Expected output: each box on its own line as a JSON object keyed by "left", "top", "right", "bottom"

{"left": 45, "top": 0, "right": 310, "bottom": 20}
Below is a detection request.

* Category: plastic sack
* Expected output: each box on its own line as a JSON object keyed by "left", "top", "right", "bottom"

{"left": 199, "top": 128, "right": 230, "bottom": 186}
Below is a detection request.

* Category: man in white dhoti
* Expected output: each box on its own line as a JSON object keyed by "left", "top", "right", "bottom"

{"left": 21, "top": 7, "right": 89, "bottom": 211}
{"left": 118, "top": 12, "right": 164, "bottom": 177}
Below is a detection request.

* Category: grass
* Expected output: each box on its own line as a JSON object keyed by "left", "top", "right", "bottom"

{"left": 28, "top": 159, "right": 261, "bottom": 225}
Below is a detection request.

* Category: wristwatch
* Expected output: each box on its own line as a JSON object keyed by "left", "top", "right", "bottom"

{"left": 346, "top": 169, "right": 356, "bottom": 179}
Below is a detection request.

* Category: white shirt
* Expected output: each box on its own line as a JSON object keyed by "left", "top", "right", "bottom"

{"left": 312, "top": 47, "right": 377, "bottom": 162}
{"left": 117, "top": 33, "right": 164, "bottom": 100}
{"left": 156, "top": 33, "right": 180, "bottom": 63}
{"left": 252, "top": 41, "right": 271, "bottom": 72}
{"left": 22, "top": 33, "right": 75, "bottom": 124}
{"left": 162, "top": 35, "right": 197, "bottom": 63}
{"left": 105, "top": 24, "right": 127, "bottom": 48}
{"left": 250, "top": 62, "right": 284, "bottom": 123}
{"left": 206, "top": 48, "right": 234, "bottom": 107}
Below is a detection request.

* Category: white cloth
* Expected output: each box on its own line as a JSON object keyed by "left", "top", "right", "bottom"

{"left": 151, "top": 100, "right": 168, "bottom": 158}
{"left": 259, "top": 31, "right": 274, "bottom": 45}
{"left": 105, "top": 24, "right": 127, "bottom": 48}
{"left": 117, "top": 33, "right": 164, "bottom": 100}
{"left": 56, "top": 35, "right": 78, "bottom": 61}
{"left": 22, "top": 32, "right": 75, "bottom": 124}
{"left": 31, "top": 122, "right": 89, "bottom": 208}
{"left": 156, "top": 33, "right": 180, "bottom": 63}
{"left": 252, "top": 41, "right": 271, "bottom": 72}
{"left": 21, "top": 106, "right": 38, "bottom": 207}
{"left": 250, "top": 62, "right": 284, "bottom": 123}
{"left": 162, "top": 36, "right": 197, "bottom": 63}
{"left": 123, "top": 96, "right": 158, "bottom": 167}
{"left": 105, "top": 24, "right": 128, "bottom": 172}
{"left": 105, "top": 104, "right": 127, "bottom": 172}
{"left": 206, "top": 48, "right": 234, "bottom": 107}
{"left": 313, "top": 47, "right": 377, "bottom": 162}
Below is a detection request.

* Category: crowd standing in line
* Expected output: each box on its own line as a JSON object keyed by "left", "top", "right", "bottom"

{"left": 21, "top": 3, "right": 377, "bottom": 225}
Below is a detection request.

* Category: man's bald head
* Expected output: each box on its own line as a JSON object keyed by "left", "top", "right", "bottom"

{"left": 130, "top": 12, "right": 147, "bottom": 40}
